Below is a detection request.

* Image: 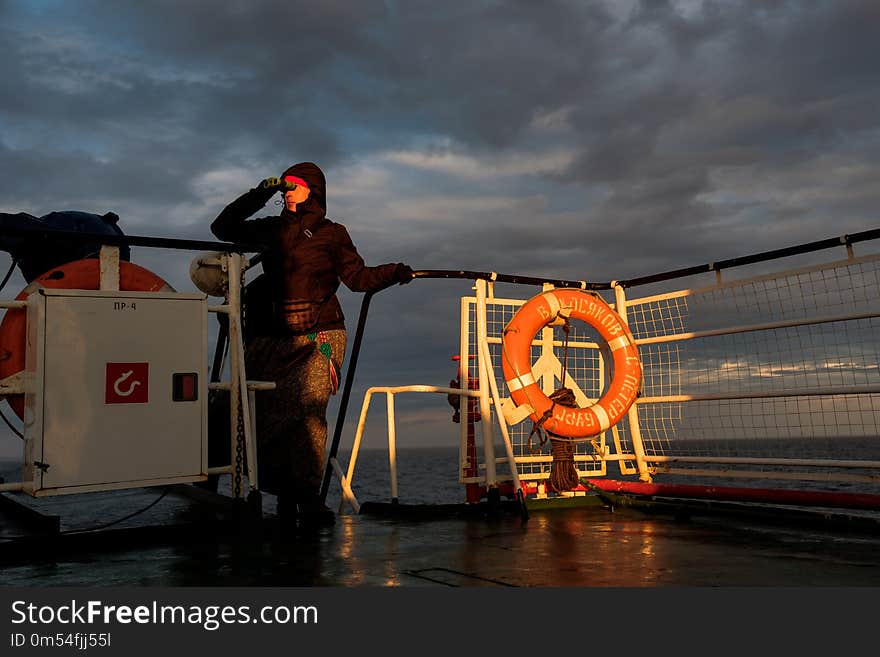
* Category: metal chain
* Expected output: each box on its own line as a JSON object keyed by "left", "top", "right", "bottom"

{"left": 234, "top": 397, "right": 245, "bottom": 497}
{"left": 235, "top": 253, "right": 247, "bottom": 498}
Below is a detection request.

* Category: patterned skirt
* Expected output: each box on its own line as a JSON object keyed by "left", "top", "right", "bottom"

{"left": 244, "top": 329, "right": 346, "bottom": 498}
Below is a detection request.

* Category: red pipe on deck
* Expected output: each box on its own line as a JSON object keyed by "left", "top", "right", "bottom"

{"left": 450, "top": 356, "right": 485, "bottom": 504}
{"left": 588, "top": 479, "right": 880, "bottom": 511}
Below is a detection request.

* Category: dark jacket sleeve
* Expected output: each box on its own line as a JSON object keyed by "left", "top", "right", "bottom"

{"left": 210, "top": 186, "right": 277, "bottom": 245}
{"left": 333, "top": 225, "right": 404, "bottom": 292}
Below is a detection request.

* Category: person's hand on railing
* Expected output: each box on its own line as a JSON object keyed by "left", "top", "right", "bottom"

{"left": 394, "top": 264, "right": 415, "bottom": 285}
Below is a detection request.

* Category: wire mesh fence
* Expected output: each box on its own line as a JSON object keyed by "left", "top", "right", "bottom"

{"left": 462, "top": 249, "right": 880, "bottom": 494}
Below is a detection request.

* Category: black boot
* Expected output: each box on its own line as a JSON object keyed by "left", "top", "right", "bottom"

{"left": 297, "top": 493, "right": 335, "bottom": 528}
{"left": 276, "top": 491, "right": 299, "bottom": 539}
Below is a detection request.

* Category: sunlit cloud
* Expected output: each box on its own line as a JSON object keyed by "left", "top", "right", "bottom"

{"left": 382, "top": 148, "right": 575, "bottom": 179}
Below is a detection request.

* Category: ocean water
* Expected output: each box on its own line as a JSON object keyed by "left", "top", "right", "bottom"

{"left": 4, "top": 438, "right": 880, "bottom": 514}
{"left": 0, "top": 446, "right": 468, "bottom": 532}
{"left": 333, "top": 446, "right": 466, "bottom": 506}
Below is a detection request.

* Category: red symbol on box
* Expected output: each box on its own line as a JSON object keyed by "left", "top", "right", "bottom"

{"left": 105, "top": 362, "right": 149, "bottom": 404}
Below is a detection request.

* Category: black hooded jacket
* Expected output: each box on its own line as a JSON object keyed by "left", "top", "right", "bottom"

{"left": 211, "top": 162, "right": 405, "bottom": 337}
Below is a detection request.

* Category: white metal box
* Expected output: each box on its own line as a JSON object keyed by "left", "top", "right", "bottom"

{"left": 24, "top": 288, "right": 208, "bottom": 496}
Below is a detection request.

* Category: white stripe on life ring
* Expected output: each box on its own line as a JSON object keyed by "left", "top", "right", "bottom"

{"left": 505, "top": 371, "right": 536, "bottom": 393}
{"left": 541, "top": 292, "right": 561, "bottom": 318}
{"left": 591, "top": 404, "right": 611, "bottom": 432}
{"left": 607, "top": 335, "right": 631, "bottom": 352}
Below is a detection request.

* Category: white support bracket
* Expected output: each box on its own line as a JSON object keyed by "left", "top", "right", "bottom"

{"left": 500, "top": 397, "right": 534, "bottom": 425}
{"left": 330, "top": 457, "right": 361, "bottom": 514}
{"left": 99, "top": 245, "right": 120, "bottom": 291}
{"left": 0, "top": 371, "right": 30, "bottom": 396}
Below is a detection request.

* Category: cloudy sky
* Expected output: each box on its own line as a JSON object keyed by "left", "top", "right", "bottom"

{"left": 1, "top": 0, "right": 879, "bottom": 459}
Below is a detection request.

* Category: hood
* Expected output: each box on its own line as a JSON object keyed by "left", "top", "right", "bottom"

{"left": 281, "top": 162, "right": 327, "bottom": 224}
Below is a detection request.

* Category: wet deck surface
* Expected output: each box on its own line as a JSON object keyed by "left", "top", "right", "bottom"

{"left": 4, "top": 488, "right": 880, "bottom": 586}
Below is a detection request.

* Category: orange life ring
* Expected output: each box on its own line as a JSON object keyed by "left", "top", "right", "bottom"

{"left": 501, "top": 288, "right": 642, "bottom": 439}
{"left": 0, "top": 258, "right": 173, "bottom": 422}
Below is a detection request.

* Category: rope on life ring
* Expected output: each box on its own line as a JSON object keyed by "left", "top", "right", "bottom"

{"left": 501, "top": 288, "right": 642, "bottom": 440}
{"left": 0, "top": 258, "right": 173, "bottom": 422}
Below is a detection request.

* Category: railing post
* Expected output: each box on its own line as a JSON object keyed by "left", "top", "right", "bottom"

{"left": 225, "top": 252, "right": 254, "bottom": 498}
{"left": 386, "top": 391, "right": 399, "bottom": 503}
{"left": 613, "top": 283, "right": 653, "bottom": 483}
{"left": 540, "top": 282, "right": 556, "bottom": 397}
{"left": 459, "top": 296, "right": 471, "bottom": 491}
{"left": 321, "top": 291, "right": 376, "bottom": 503}
{"left": 474, "top": 279, "right": 497, "bottom": 491}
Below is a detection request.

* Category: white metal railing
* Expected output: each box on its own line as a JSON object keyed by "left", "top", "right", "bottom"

{"left": 341, "top": 240, "right": 880, "bottom": 505}
{"left": 615, "top": 247, "right": 880, "bottom": 486}
{"left": 335, "top": 384, "right": 481, "bottom": 513}
{"left": 197, "top": 252, "right": 280, "bottom": 498}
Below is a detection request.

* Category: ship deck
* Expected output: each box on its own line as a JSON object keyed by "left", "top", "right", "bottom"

{"left": 3, "top": 485, "right": 880, "bottom": 587}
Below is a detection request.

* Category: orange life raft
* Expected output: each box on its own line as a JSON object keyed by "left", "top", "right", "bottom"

{"left": 501, "top": 288, "right": 642, "bottom": 439}
{"left": 0, "top": 258, "right": 172, "bottom": 421}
